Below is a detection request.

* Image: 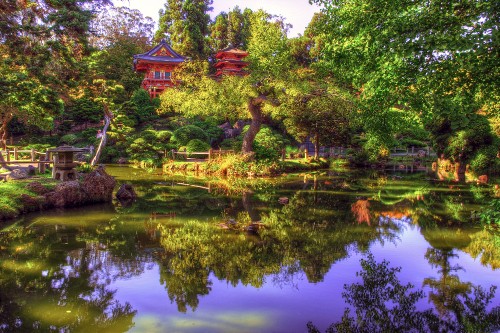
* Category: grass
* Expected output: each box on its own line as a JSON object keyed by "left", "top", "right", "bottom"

{"left": 0, "top": 176, "right": 58, "bottom": 221}
{"left": 163, "top": 155, "right": 331, "bottom": 177}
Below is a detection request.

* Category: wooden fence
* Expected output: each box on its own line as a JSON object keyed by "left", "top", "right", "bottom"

{"left": 0, "top": 148, "right": 51, "bottom": 172}
{"left": 170, "top": 149, "right": 235, "bottom": 161}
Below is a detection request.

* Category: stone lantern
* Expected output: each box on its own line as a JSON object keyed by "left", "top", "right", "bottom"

{"left": 47, "top": 145, "right": 87, "bottom": 181}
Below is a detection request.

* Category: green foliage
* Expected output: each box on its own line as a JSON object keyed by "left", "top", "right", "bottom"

{"left": 480, "top": 199, "right": 500, "bottom": 226}
{"left": 65, "top": 97, "right": 101, "bottom": 124}
{"left": 130, "top": 89, "right": 158, "bottom": 123}
{"left": 311, "top": 0, "right": 500, "bottom": 167}
{"left": 157, "top": 130, "right": 173, "bottom": 142}
{"left": 220, "top": 137, "right": 243, "bottom": 151}
{"left": 469, "top": 145, "right": 498, "bottom": 175}
{"left": 192, "top": 120, "right": 224, "bottom": 145}
{"left": 59, "top": 134, "right": 79, "bottom": 145}
{"left": 252, "top": 126, "right": 288, "bottom": 161}
{"left": 186, "top": 139, "right": 210, "bottom": 153}
{"left": 155, "top": 0, "right": 213, "bottom": 59}
{"left": 172, "top": 125, "right": 208, "bottom": 147}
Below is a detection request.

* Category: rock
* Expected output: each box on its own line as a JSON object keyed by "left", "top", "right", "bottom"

{"left": 117, "top": 157, "right": 128, "bottom": 164}
{"left": 45, "top": 181, "right": 87, "bottom": 208}
{"left": 116, "top": 183, "right": 137, "bottom": 202}
{"left": 25, "top": 181, "right": 50, "bottom": 195}
{"left": 218, "top": 121, "right": 232, "bottom": 130}
{"left": 6, "top": 169, "right": 28, "bottom": 181}
{"left": 81, "top": 166, "right": 116, "bottom": 203}
{"left": 278, "top": 197, "right": 289, "bottom": 205}
{"left": 27, "top": 165, "right": 36, "bottom": 176}
{"left": 20, "top": 194, "right": 45, "bottom": 212}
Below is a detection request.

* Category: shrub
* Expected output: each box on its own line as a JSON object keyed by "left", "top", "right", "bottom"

{"left": 172, "top": 125, "right": 208, "bottom": 147}
{"left": 469, "top": 145, "right": 498, "bottom": 175}
{"left": 156, "top": 130, "right": 173, "bottom": 142}
{"left": 60, "top": 134, "right": 79, "bottom": 145}
{"left": 192, "top": 120, "right": 224, "bottom": 145}
{"left": 186, "top": 139, "right": 210, "bottom": 153}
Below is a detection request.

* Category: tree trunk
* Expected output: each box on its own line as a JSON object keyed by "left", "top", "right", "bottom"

{"left": 241, "top": 96, "right": 265, "bottom": 154}
{"left": 454, "top": 161, "right": 466, "bottom": 182}
{"left": 0, "top": 114, "right": 12, "bottom": 151}
{"left": 91, "top": 105, "right": 113, "bottom": 166}
{"left": 242, "top": 191, "right": 261, "bottom": 222}
{"left": 314, "top": 133, "right": 319, "bottom": 159}
{"left": 0, "top": 115, "right": 12, "bottom": 170}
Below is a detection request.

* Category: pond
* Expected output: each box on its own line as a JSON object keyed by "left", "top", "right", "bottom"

{"left": 1, "top": 165, "right": 499, "bottom": 332}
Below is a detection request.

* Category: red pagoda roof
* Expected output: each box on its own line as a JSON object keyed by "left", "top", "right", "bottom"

{"left": 214, "top": 59, "right": 249, "bottom": 68}
{"left": 215, "top": 44, "right": 249, "bottom": 59}
{"left": 133, "top": 39, "right": 185, "bottom": 70}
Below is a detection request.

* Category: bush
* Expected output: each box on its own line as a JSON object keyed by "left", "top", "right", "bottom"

{"left": 469, "top": 145, "right": 498, "bottom": 175}
{"left": 186, "top": 139, "right": 210, "bottom": 153}
{"left": 156, "top": 130, "right": 173, "bottom": 142}
{"left": 172, "top": 125, "right": 208, "bottom": 147}
{"left": 220, "top": 138, "right": 242, "bottom": 151}
{"left": 60, "top": 134, "right": 79, "bottom": 145}
{"left": 192, "top": 120, "right": 224, "bottom": 145}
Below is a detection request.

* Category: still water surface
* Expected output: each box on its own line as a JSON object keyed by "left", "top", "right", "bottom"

{"left": 0, "top": 165, "right": 499, "bottom": 332}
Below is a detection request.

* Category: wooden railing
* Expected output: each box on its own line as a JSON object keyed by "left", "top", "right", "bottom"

{"left": 170, "top": 149, "right": 235, "bottom": 161}
{"left": 0, "top": 148, "right": 51, "bottom": 173}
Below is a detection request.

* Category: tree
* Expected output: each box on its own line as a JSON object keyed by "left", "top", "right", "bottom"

{"left": 280, "top": 70, "right": 354, "bottom": 158}
{"left": 209, "top": 12, "right": 229, "bottom": 52}
{"left": 155, "top": 0, "right": 213, "bottom": 59}
{"left": 311, "top": 0, "right": 500, "bottom": 180}
{"left": 88, "top": 6, "right": 154, "bottom": 97}
{"left": 159, "top": 10, "right": 293, "bottom": 155}
{"left": 0, "top": 0, "right": 109, "bottom": 164}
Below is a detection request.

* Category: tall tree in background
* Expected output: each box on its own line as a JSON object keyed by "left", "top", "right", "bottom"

{"left": 0, "top": 0, "right": 110, "bottom": 153}
{"left": 209, "top": 12, "right": 228, "bottom": 52}
{"left": 160, "top": 10, "right": 293, "bottom": 154}
{"left": 88, "top": 6, "right": 155, "bottom": 96}
{"left": 155, "top": 0, "right": 213, "bottom": 59}
{"left": 209, "top": 7, "right": 253, "bottom": 53}
{"left": 226, "top": 6, "right": 244, "bottom": 48}
{"left": 312, "top": 0, "right": 499, "bottom": 180}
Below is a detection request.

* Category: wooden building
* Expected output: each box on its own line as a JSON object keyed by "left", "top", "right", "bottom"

{"left": 214, "top": 45, "right": 249, "bottom": 77}
{"left": 133, "top": 39, "right": 186, "bottom": 98}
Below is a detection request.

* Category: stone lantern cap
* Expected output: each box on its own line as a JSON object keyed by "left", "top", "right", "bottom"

{"left": 47, "top": 145, "right": 88, "bottom": 153}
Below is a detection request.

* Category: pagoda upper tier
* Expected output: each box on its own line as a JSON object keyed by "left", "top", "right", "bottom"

{"left": 133, "top": 39, "right": 186, "bottom": 98}
{"left": 214, "top": 45, "right": 249, "bottom": 77}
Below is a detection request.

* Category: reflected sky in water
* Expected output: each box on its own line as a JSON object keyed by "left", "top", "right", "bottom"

{"left": 0, "top": 166, "right": 498, "bottom": 332}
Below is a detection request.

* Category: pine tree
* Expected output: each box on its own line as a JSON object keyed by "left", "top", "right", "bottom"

{"left": 155, "top": 0, "right": 213, "bottom": 59}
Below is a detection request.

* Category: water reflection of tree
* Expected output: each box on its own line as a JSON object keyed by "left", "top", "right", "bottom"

{"left": 463, "top": 229, "right": 500, "bottom": 270}
{"left": 423, "top": 248, "right": 471, "bottom": 318}
{"left": 0, "top": 225, "right": 137, "bottom": 332}
{"left": 156, "top": 188, "right": 405, "bottom": 312}
{"left": 307, "top": 254, "right": 500, "bottom": 333}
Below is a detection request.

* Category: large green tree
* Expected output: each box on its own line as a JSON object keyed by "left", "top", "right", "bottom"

{"left": 88, "top": 6, "right": 154, "bottom": 96}
{"left": 160, "top": 10, "right": 292, "bottom": 154}
{"left": 312, "top": 0, "right": 499, "bottom": 180}
{"left": 209, "top": 12, "right": 229, "bottom": 52}
{"left": 154, "top": 0, "right": 213, "bottom": 59}
{"left": 279, "top": 71, "right": 354, "bottom": 158}
{"left": 0, "top": 0, "right": 109, "bottom": 155}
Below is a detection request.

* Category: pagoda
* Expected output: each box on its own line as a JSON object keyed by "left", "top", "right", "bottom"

{"left": 133, "top": 39, "right": 186, "bottom": 98}
{"left": 214, "top": 44, "right": 249, "bottom": 77}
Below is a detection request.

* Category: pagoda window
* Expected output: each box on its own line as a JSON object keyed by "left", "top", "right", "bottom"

{"left": 155, "top": 71, "right": 161, "bottom": 79}
{"left": 165, "top": 72, "right": 171, "bottom": 80}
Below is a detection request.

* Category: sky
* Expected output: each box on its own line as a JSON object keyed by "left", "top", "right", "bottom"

{"left": 121, "top": 0, "right": 322, "bottom": 37}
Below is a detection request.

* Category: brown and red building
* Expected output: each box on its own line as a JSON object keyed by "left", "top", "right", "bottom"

{"left": 214, "top": 45, "right": 249, "bottom": 77}
{"left": 133, "top": 41, "right": 249, "bottom": 98}
{"left": 133, "top": 39, "right": 186, "bottom": 98}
